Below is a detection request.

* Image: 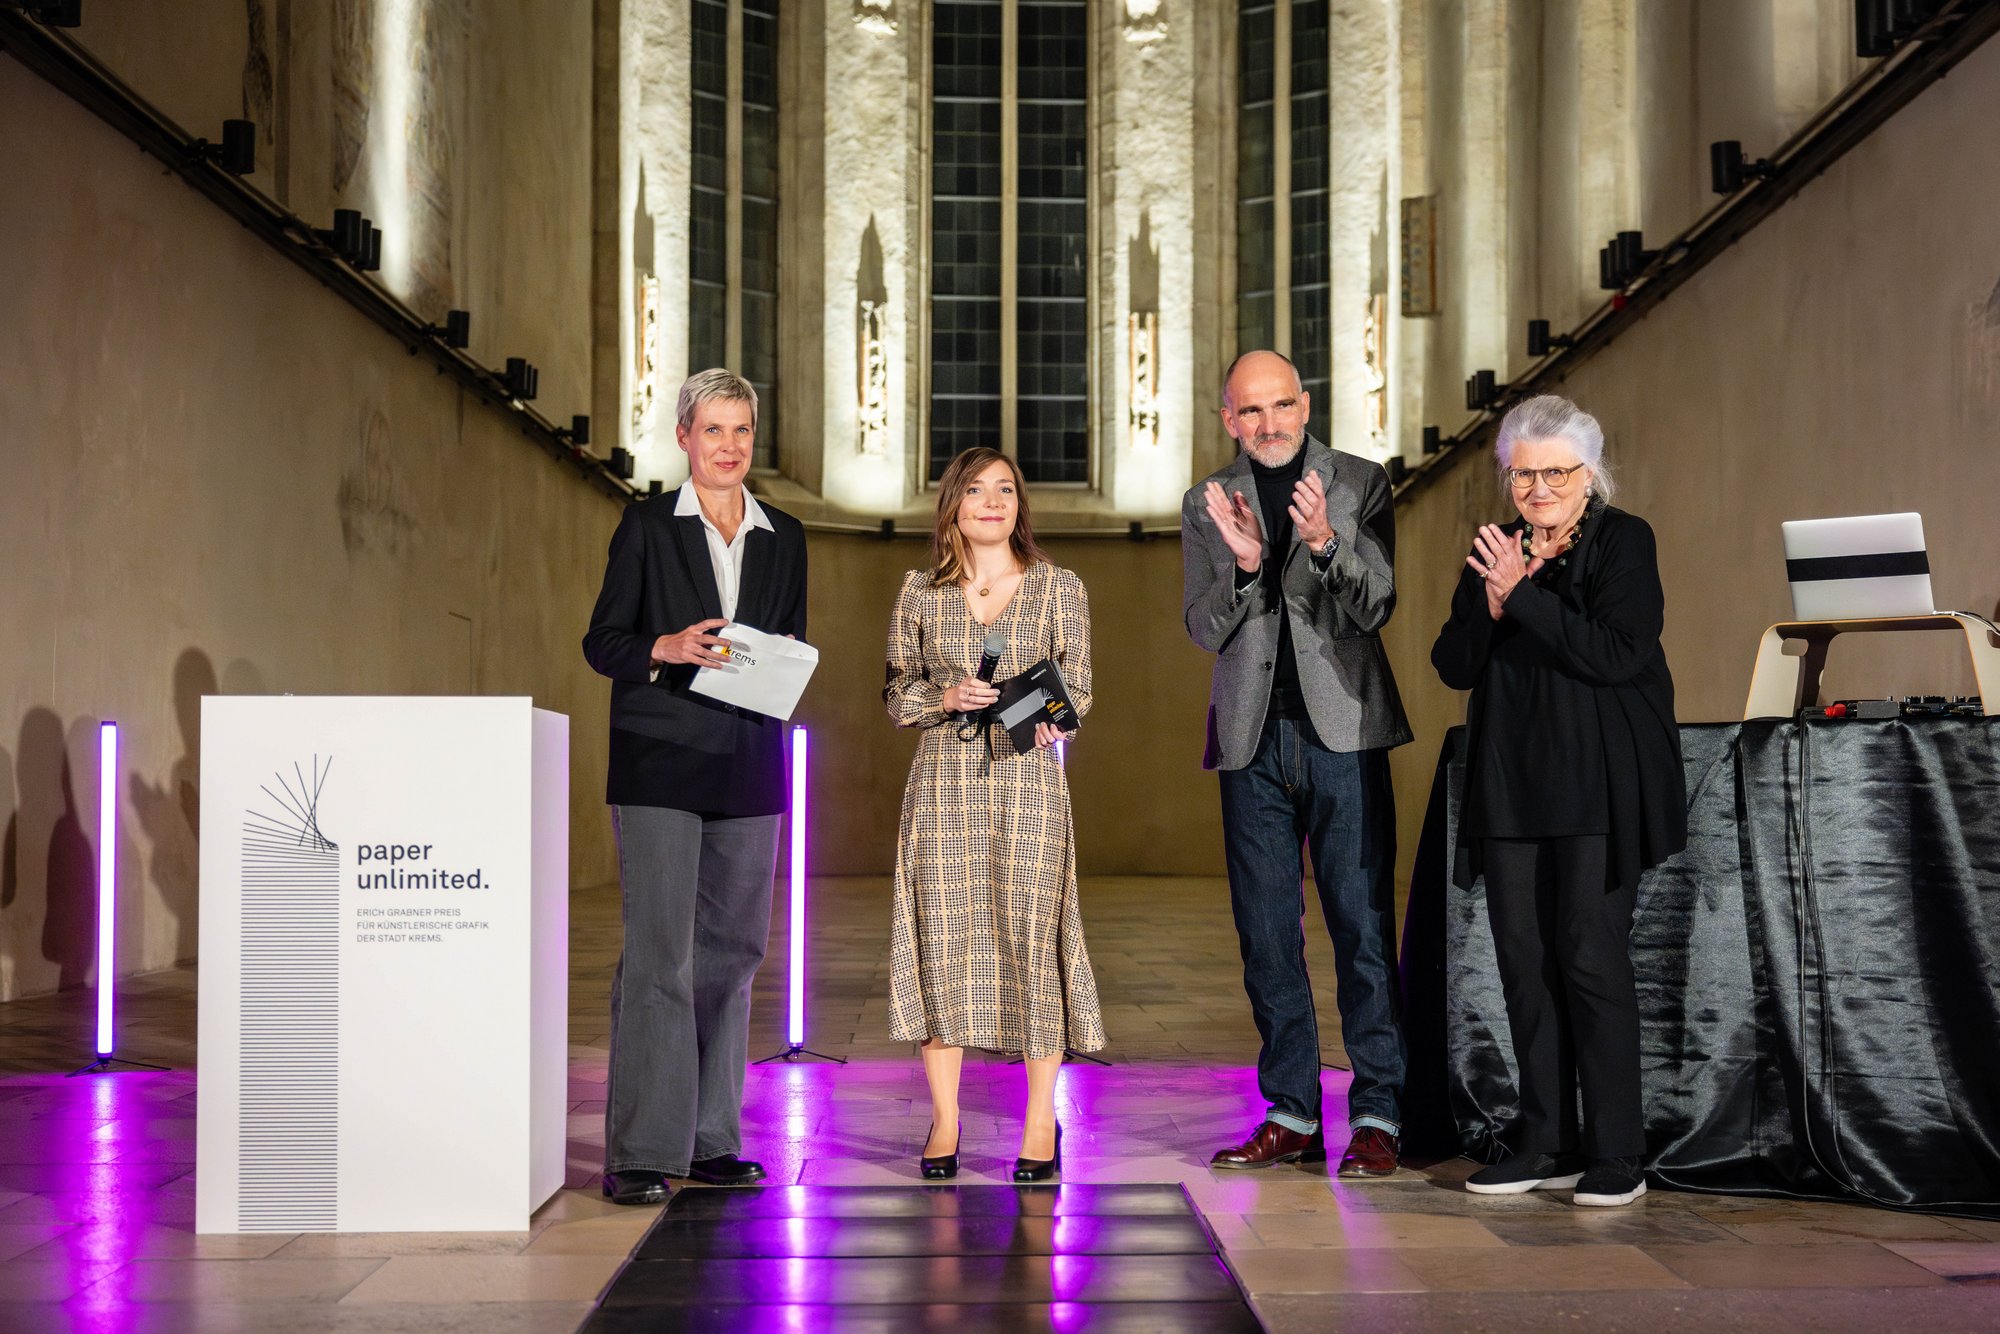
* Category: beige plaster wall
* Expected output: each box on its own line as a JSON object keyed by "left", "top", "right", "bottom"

{"left": 1383, "top": 29, "right": 2000, "bottom": 865}
{"left": 0, "top": 5, "right": 616, "bottom": 1002}
{"left": 791, "top": 531, "right": 1225, "bottom": 879}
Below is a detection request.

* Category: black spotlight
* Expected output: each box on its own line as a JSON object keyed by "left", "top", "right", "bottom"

{"left": 1527, "top": 318, "right": 1576, "bottom": 358}
{"left": 26, "top": 0, "right": 82, "bottom": 26}
{"left": 1387, "top": 456, "right": 1409, "bottom": 485}
{"left": 1126, "top": 520, "right": 1146, "bottom": 542}
{"left": 191, "top": 120, "right": 256, "bottom": 175}
{"left": 878, "top": 518, "right": 896, "bottom": 540}
{"left": 1887, "top": 0, "right": 1945, "bottom": 40}
{"left": 1856, "top": 0, "right": 1946, "bottom": 56}
{"left": 316, "top": 208, "right": 365, "bottom": 260}
{"left": 504, "top": 357, "right": 539, "bottom": 401}
{"left": 564, "top": 415, "right": 591, "bottom": 447}
{"left": 1709, "top": 140, "right": 1776, "bottom": 195}
{"left": 1598, "top": 244, "right": 1620, "bottom": 291}
{"left": 609, "top": 446, "right": 635, "bottom": 480}
{"left": 647, "top": 478, "right": 665, "bottom": 498}
{"left": 1464, "top": 369, "right": 1499, "bottom": 412}
{"left": 1610, "top": 230, "right": 1659, "bottom": 286}
{"left": 1421, "top": 425, "right": 1442, "bottom": 455}
{"left": 357, "top": 221, "right": 382, "bottom": 272}
{"left": 1855, "top": 0, "right": 1896, "bottom": 55}
{"left": 425, "top": 309, "right": 472, "bottom": 349}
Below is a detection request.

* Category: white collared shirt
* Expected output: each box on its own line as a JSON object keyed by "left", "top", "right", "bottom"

{"left": 675, "top": 484, "right": 773, "bottom": 622}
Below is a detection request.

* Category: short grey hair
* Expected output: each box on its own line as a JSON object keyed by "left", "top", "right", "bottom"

{"left": 675, "top": 368, "right": 759, "bottom": 434}
{"left": 1494, "top": 394, "right": 1615, "bottom": 503}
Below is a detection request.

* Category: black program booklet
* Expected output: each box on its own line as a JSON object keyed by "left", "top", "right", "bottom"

{"left": 990, "top": 658, "right": 1080, "bottom": 755}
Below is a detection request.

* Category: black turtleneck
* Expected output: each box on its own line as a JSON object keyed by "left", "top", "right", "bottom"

{"left": 1248, "top": 448, "right": 1308, "bottom": 719}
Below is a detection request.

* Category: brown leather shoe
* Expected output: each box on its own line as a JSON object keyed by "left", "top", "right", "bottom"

{"left": 1210, "top": 1121, "right": 1327, "bottom": 1170}
{"left": 1337, "top": 1126, "right": 1400, "bottom": 1178}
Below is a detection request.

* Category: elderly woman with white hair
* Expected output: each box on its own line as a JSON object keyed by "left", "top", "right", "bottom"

{"left": 1431, "top": 394, "right": 1685, "bottom": 1209}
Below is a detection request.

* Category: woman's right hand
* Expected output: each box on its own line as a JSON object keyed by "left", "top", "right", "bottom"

{"left": 652, "top": 618, "right": 733, "bottom": 668}
{"left": 941, "top": 677, "right": 1000, "bottom": 714}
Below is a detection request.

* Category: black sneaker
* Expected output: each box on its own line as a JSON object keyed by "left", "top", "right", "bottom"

{"left": 1464, "top": 1152, "right": 1586, "bottom": 1195}
{"left": 1574, "top": 1156, "right": 1647, "bottom": 1206}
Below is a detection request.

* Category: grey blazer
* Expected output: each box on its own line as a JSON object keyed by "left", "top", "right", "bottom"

{"left": 1181, "top": 436, "right": 1414, "bottom": 770}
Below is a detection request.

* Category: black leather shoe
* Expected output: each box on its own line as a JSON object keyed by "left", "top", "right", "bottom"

{"left": 688, "top": 1153, "right": 766, "bottom": 1186}
{"left": 1012, "top": 1125, "right": 1061, "bottom": 1183}
{"left": 921, "top": 1122, "right": 960, "bottom": 1180}
{"left": 601, "top": 1169, "right": 671, "bottom": 1206}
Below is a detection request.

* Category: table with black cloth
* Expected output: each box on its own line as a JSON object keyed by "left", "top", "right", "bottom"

{"left": 1399, "top": 715, "right": 2000, "bottom": 1218}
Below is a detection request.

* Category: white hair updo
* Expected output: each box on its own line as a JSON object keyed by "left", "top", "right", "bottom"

{"left": 1493, "top": 394, "right": 1615, "bottom": 504}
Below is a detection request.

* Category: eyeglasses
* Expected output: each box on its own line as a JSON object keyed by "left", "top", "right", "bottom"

{"left": 1507, "top": 464, "right": 1587, "bottom": 490}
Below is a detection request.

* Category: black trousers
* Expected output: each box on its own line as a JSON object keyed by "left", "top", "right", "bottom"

{"left": 1482, "top": 835, "right": 1644, "bottom": 1159}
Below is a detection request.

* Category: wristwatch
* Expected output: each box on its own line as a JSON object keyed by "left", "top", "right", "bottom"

{"left": 1311, "top": 533, "right": 1340, "bottom": 561}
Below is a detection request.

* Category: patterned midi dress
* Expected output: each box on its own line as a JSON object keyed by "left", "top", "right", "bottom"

{"left": 884, "top": 562, "right": 1108, "bottom": 1058}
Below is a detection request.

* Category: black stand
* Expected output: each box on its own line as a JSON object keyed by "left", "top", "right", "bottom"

{"left": 69, "top": 1055, "right": 170, "bottom": 1076}
{"left": 756, "top": 1043, "right": 847, "bottom": 1065}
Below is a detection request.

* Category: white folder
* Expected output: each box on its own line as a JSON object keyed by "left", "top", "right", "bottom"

{"left": 689, "top": 622, "right": 819, "bottom": 721}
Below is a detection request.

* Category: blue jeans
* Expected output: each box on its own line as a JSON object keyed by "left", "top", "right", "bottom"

{"left": 1219, "top": 717, "right": 1406, "bottom": 1137}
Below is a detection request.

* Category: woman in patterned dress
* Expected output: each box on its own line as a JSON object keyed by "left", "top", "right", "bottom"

{"left": 884, "top": 447, "right": 1107, "bottom": 1181}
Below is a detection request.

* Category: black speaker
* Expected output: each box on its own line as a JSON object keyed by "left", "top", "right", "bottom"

{"left": 218, "top": 119, "right": 256, "bottom": 175}
{"left": 1855, "top": 0, "right": 1895, "bottom": 57}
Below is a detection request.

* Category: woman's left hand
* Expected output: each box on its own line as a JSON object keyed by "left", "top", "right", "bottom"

{"left": 1468, "top": 523, "right": 1544, "bottom": 619}
{"left": 1033, "top": 721, "right": 1065, "bottom": 750}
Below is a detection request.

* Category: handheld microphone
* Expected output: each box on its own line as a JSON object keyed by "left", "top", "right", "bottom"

{"left": 975, "top": 627, "right": 1007, "bottom": 689}
{"left": 957, "top": 627, "right": 1008, "bottom": 731}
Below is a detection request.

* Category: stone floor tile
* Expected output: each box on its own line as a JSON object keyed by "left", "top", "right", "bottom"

{"left": 22, "top": 1220, "right": 295, "bottom": 1262}
{"left": 1246, "top": 1210, "right": 1506, "bottom": 1249}
{"left": 1879, "top": 1240, "right": 2000, "bottom": 1280}
{"left": 1393, "top": 1243, "right": 1691, "bottom": 1292}
{"left": 1645, "top": 1241, "right": 1947, "bottom": 1288}
{"left": 337, "top": 1254, "right": 625, "bottom": 1304}
{"left": 520, "top": 1214, "right": 660, "bottom": 1256}
{"left": 1226, "top": 1245, "right": 1430, "bottom": 1294}
{"left": 0, "top": 1257, "right": 125, "bottom": 1302}
{"left": 272, "top": 1232, "right": 535, "bottom": 1259}
{"left": 0, "top": 1221, "right": 75, "bottom": 1261}
{"left": 78, "top": 1257, "right": 388, "bottom": 1304}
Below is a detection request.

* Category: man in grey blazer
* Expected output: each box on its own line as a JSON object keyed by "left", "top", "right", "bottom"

{"left": 1182, "top": 350, "right": 1414, "bottom": 1178}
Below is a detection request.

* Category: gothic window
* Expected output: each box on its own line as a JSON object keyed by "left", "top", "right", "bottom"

{"left": 930, "top": 0, "right": 1090, "bottom": 484}
{"left": 689, "top": 0, "right": 780, "bottom": 468}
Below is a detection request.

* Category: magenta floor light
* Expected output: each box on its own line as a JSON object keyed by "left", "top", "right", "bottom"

{"left": 758, "top": 725, "right": 845, "bottom": 1064}
{"left": 73, "top": 720, "right": 167, "bottom": 1075}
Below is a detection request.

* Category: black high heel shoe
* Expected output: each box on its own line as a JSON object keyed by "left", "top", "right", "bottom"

{"left": 920, "top": 1122, "right": 959, "bottom": 1181}
{"left": 1012, "top": 1124, "right": 1061, "bottom": 1183}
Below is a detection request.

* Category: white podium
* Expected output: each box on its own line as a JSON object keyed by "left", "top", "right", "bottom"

{"left": 196, "top": 697, "right": 569, "bottom": 1233}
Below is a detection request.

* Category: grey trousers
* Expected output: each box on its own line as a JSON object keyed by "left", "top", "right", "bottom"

{"left": 605, "top": 804, "right": 782, "bottom": 1176}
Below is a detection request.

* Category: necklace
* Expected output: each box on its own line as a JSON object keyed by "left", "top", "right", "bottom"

{"left": 1521, "top": 507, "right": 1588, "bottom": 576}
{"left": 974, "top": 566, "right": 1020, "bottom": 599}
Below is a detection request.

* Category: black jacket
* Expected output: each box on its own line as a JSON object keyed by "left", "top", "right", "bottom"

{"left": 1431, "top": 503, "right": 1685, "bottom": 893}
{"left": 581, "top": 489, "right": 808, "bottom": 815}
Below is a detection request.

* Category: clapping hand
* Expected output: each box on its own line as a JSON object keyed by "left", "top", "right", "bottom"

{"left": 1203, "top": 481, "right": 1265, "bottom": 572}
{"left": 1288, "top": 471, "right": 1336, "bottom": 552}
{"left": 1467, "top": 524, "right": 1543, "bottom": 621}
